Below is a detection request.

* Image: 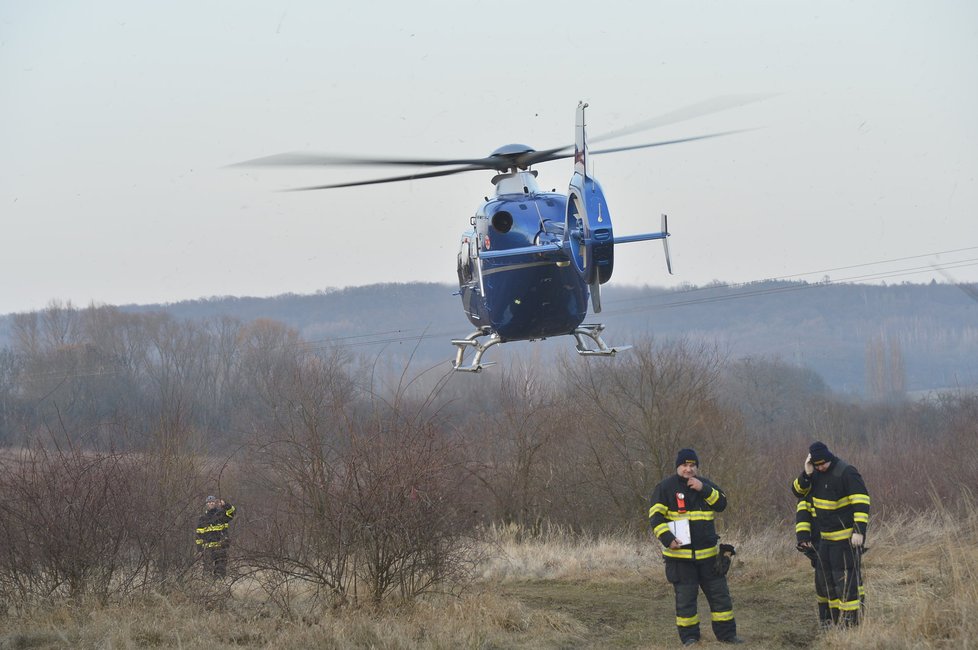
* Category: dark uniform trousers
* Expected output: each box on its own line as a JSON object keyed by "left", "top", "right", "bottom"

{"left": 812, "top": 555, "right": 831, "bottom": 624}
{"left": 665, "top": 558, "right": 737, "bottom": 643}
{"left": 808, "top": 544, "right": 865, "bottom": 625}
{"left": 203, "top": 547, "right": 229, "bottom": 578}
{"left": 816, "top": 540, "right": 862, "bottom": 626}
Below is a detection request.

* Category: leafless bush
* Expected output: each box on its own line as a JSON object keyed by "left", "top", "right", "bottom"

{"left": 556, "top": 339, "right": 755, "bottom": 531}
{"left": 0, "top": 442, "right": 136, "bottom": 604}
{"left": 235, "top": 345, "right": 480, "bottom": 608}
{"left": 0, "top": 427, "right": 209, "bottom": 609}
{"left": 461, "top": 363, "right": 572, "bottom": 536}
{"left": 241, "top": 420, "right": 480, "bottom": 606}
{"left": 342, "top": 419, "right": 479, "bottom": 604}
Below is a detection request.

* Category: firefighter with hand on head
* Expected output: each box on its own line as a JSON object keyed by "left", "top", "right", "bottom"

{"left": 649, "top": 448, "right": 743, "bottom": 645}
{"left": 196, "top": 495, "right": 236, "bottom": 578}
{"left": 792, "top": 441, "right": 870, "bottom": 627}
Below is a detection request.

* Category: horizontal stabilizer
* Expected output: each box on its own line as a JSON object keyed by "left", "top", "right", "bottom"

{"left": 613, "top": 231, "right": 668, "bottom": 245}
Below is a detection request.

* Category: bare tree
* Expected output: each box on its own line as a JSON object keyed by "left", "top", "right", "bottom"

{"left": 462, "top": 363, "right": 569, "bottom": 535}
{"left": 559, "top": 339, "right": 751, "bottom": 530}
{"left": 237, "top": 346, "right": 478, "bottom": 607}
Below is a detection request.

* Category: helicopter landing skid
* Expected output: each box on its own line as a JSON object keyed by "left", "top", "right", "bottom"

{"left": 572, "top": 323, "right": 632, "bottom": 356}
{"left": 451, "top": 328, "right": 501, "bottom": 373}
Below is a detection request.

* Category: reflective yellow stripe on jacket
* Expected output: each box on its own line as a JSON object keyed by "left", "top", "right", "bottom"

{"left": 793, "top": 477, "right": 811, "bottom": 497}
{"left": 195, "top": 523, "right": 229, "bottom": 534}
{"left": 663, "top": 544, "right": 719, "bottom": 560}
{"left": 820, "top": 527, "right": 854, "bottom": 541}
{"left": 648, "top": 505, "right": 716, "bottom": 522}
{"left": 195, "top": 540, "right": 225, "bottom": 549}
{"left": 795, "top": 500, "right": 814, "bottom": 534}
{"left": 812, "top": 492, "right": 871, "bottom": 537}
{"left": 704, "top": 488, "right": 721, "bottom": 506}
{"left": 813, "top": 494, "right": 869, "bottom": 510}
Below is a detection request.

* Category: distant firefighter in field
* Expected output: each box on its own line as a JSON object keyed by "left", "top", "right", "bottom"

{"left": 196, "top": 495, "right": 236, "bottom": 578}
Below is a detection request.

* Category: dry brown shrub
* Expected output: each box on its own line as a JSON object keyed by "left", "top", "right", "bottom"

{"left": 0, "top": 504, "right": 975, "bottom": 648}
{"left": 0, "top": 432, "right": 208, "bottom": 609}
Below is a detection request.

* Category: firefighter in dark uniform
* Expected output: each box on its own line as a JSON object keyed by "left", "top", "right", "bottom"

{"left": 795, "top": 487, "right": 833, "bottom": 626}
{"left": 196, "top": 495, "right": 236, "bottom": 578}
{"left": 649, "top": 449, "right": 743, "bottom": 645}
{"left": 792, "top": 441, "right": 870, "bottom": 626}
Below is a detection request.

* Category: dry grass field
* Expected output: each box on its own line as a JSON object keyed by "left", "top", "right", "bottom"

{"left": 1, "top": 501, "right": 975, "bottom": 650}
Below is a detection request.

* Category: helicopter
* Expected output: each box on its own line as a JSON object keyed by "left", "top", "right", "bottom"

{"left": 239, "top": 97, "right": 761, "bottom": 371}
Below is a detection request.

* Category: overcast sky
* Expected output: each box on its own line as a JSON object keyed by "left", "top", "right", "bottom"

{"left": 2, "top": 1, "right": 976, "bottom": 316}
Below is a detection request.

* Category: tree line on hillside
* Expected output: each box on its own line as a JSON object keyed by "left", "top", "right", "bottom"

{"left": 2, "top": 281, "right": 976, "bottom": 394}
{"left": 0, "top": 301, "right": 975, "bottom": 609}
{"left": 79, "top": 279, "right": 977, "bottom": 394}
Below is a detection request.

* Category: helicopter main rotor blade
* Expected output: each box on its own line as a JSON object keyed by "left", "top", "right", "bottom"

{"left": 238, "top": 96, "right": 770, "bottom": 189}
{"left": 516, "top": 95, "right": 771, "bottom": 167}
{"left": 235, "top": 152, "right": 503, "bottom": 169}
{"left": 589, "top": 128, "right": 754, "bottom": 156}
{"left": 282, "top": 130, "right": 750, "bottom": 189}
{"left": 588, "top": 93, "right": 774, "bottom": 145}
{"left": 285, "top": 164, "right": 490, "bottom": 190}
{"left": 525, "top": 129, "right": 753, "bottom": 165}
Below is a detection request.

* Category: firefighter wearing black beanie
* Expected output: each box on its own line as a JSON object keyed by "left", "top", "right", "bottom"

{"left": 792, "top": 441, "right": 870, "bottom": 627}
{"left": 648, "top": 448, "right": 742, "bottom": 645}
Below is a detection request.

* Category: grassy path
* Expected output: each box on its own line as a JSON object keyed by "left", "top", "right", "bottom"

{"left": 499, "top": 569, "right": 821, "bottom": 649}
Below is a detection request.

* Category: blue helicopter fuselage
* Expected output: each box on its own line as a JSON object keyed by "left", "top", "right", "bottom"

{"left": 457, "top": 182, "right": 590, "bottom": 342}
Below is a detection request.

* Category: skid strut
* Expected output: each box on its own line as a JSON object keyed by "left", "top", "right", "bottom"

{"left": 572, "top": 323, "right": 632, "bottom": 356}
{"left": 451, "top": 328, "right": 500, "bottom": 373}
{"left": 451, "top": 324, "right": 630, "bottom": 372}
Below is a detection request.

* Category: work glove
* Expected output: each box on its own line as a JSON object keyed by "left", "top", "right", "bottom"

{"left": 796, "top": 542, "right": 818, "bottom": 567}
{"left": 804, "top": 453, "right": 814, "bottom": 476}
{"left": 850, "top": 532, "right": 864, "bottom": 547}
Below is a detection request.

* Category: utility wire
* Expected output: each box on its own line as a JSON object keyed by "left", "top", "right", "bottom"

{"left": 607, "top": 245, "right": 978, "bottom": 306}
{"left": 605, "top": 258, "right": 978, "bottom": 317}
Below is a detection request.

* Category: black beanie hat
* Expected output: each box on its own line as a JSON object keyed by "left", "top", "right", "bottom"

{"left": 676, "top": 448, "right": 699, "bottom": 467}
{"left": 809, "top": 441, "right": 835, "bottom": 465}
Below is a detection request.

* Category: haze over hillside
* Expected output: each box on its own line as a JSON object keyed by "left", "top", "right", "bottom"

{"left": 3, "top": 280, "right": 967, "bottom": 397}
